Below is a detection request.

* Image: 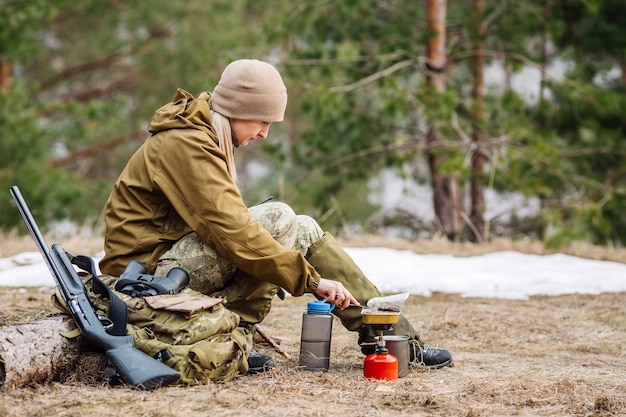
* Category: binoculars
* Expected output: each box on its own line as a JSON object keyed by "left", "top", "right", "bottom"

{"left": 115, "top": 260, "right": 190, "bottom": 297}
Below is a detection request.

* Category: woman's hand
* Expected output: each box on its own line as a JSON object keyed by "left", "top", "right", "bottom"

{"left": 315, "top": 278, "right": 359, "bottom": 310}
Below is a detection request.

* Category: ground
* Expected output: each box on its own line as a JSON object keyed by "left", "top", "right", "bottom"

{"left": 0, "top": 233, "right": 625, "bottom": 417}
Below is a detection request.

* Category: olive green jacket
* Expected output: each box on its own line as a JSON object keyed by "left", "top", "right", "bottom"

{"left": 99, "top": 89, "right": 320, "bottom": 296}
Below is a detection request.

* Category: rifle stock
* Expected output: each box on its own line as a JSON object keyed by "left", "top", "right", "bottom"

{"left": 10, "top": 186, "right": 179, "bottom": 389}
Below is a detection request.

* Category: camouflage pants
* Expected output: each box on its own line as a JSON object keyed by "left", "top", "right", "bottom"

{"left": 155, "top": 202, "right": 323, "bottom": 296}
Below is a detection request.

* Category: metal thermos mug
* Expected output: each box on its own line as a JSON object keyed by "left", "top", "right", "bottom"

{"left": 384, "top": 335, "right": 410, "bottom": 377}
{"left": 299, "top": 300, "right": 335, "bottom": 371}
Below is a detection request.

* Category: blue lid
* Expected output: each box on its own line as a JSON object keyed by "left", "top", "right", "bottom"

{"left": 306, "top": 300, "right": 335, "bottom": 312}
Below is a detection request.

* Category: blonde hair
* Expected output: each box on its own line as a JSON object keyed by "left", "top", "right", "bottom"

{"left": 211, "top": 110, "right": 237, "bottom": 182}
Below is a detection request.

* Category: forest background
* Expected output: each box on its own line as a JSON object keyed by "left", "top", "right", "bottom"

{"left": 0, "top": 0, "right": 625, "bottom": 249}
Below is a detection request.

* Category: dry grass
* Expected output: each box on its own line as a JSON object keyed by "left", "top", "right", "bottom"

{"left": 1, "top": 232, "right": 625, "bottom": 416}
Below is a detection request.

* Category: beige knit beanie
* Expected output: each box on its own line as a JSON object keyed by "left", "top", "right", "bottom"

{"left": 210, "top": 59, "right": 288, "bottom": 122}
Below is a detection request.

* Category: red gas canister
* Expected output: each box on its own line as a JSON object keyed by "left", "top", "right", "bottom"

{"left": 363, "top": 348, "right": 398, "bottom": 381}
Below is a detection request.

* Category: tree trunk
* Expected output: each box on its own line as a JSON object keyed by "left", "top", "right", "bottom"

{"left": 0, "top": 316, "right": 81, "bottom": 390}
{"left": 425, "top": 0, "right": 461, "bottom": 240}
{"left": 0, "top": 59, "right": 11, "bottom": 92}
{"left": 468, "top": 0, "right": 487, "bottom": 242}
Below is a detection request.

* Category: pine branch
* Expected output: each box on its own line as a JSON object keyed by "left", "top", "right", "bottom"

{"left": 51, "top": 130, "right": 147, "bottom": 168}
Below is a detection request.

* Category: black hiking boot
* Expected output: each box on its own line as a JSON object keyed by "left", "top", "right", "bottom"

{"left": 247, "top": 350, "right": 275, "bottom": 374}
{"left": 409, "top": 340, "right": 453, "bottom": 369}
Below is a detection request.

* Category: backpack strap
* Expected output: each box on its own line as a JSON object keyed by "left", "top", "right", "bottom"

{"left": 70, "top": 253, "right": 128, "bottom": 337}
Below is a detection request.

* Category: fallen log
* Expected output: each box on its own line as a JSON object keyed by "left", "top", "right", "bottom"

{"left": 1, "top": 317, "right": 294, "bottom": 389}
{"left": 0, "top": 315, "right": 81, "bottom": 390}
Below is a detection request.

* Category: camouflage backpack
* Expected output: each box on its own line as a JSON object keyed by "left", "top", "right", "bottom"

{"left": 54, "top": 272, "right": 253, "bottom": 385}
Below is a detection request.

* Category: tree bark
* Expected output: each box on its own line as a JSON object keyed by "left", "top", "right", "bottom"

{"left": 468, "top": 0, "right": 487, "bottom": 242}
{"left": 425, "top": 0, "right": 462, "bottom": 240}
{"left": 0, "top": 316, "right": 81, "bottom": 390}
{"left": 0, "top": 59, "right": 11, "bottom": 92}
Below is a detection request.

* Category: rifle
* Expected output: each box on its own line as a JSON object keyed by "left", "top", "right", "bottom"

{"left": 9, "top": 185, "right": 180, "bottom": 389}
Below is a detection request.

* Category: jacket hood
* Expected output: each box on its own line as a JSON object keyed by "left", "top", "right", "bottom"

{"left": 148, "top": 89, "right": 216, "bottom": 137}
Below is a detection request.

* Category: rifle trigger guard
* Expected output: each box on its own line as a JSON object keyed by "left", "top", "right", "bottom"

{"left": 98, "top": 315, "right": 114, "bottom": 331}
